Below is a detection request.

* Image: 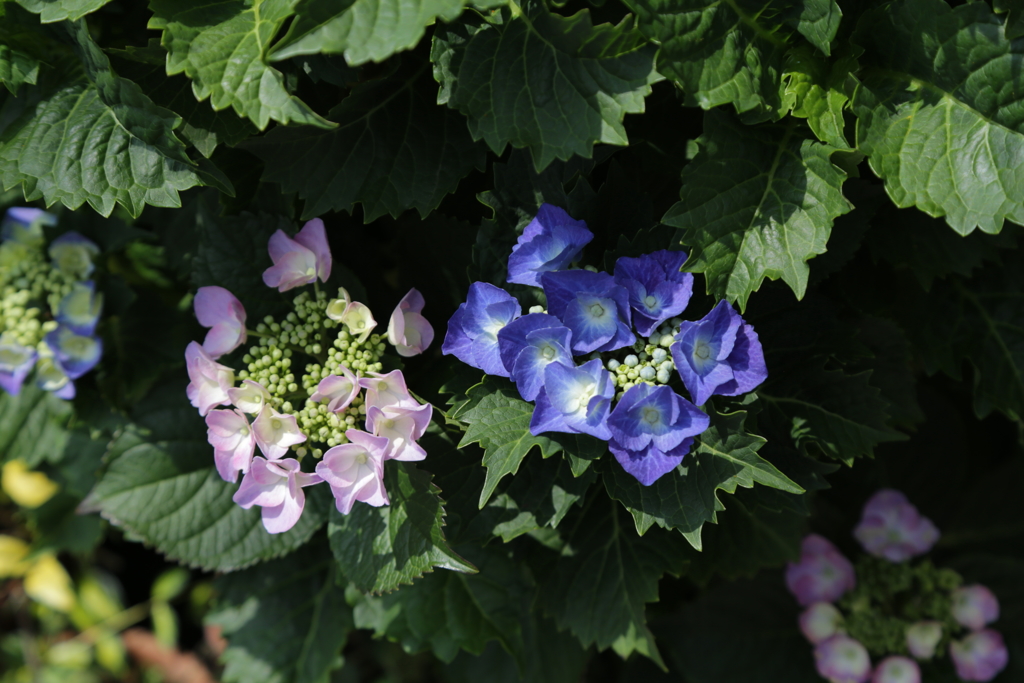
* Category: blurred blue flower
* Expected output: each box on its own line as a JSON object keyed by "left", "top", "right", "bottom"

{"left": 497, "top": 313, "right": 574, "bottom": 401}
{"left": 45, "top": 325, "right": 102, "bottom": 380}
{"left": 49, "top": 231, "right": 100, "bottom": 280}
{"left": 530, "top": 359, "right": 614, "bottom": 440}
{"left": 442, "top": 282, "right": 522, "bottom": 377}
{"left": 56, "top": 281, "right": 103, "bottom": 336}
{"left": 0, "top": 207, "right": 55, "bottom": 247}
{"left": 607, "top": 383, "right": 708, "bottom": 485}
{"left": 671, "top": 300, "right": 767, "bottom": 406}
{"left": 541, "top": 270, "right": 634, "bottom": 354}
{"left": 613, "top": 250, "right": 693, "bottom": 337}
{"left": 507, "top": 204, "right": 592, "bottom": 287}
{"left": 0, "top": 338, "right": 37, "bottom": 395}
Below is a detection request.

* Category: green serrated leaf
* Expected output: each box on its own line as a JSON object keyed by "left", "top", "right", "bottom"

{"left": 782, "top": 46, "right": 850, "bottom": 148}
{"left": 328, "top": 462, "right": 475, "bottom": 594}
{"left": 352, "top": 546, "right": 525, "bottom": 663}
{"left": 624, "top": 0, "right": 790, "bottom": 120}
{"left": 0, "top": 382, "right": 72, "bottom": 467}
{"left": 246, "top": 64, "right": 484, "bottom": 222}
{"left": 603, "top": 409, "right": 799, "bottom": 547}
{"left": 84, "top": 390, "right": 328, "bottom": 572}
{"left": 759, "top": 359, "right": 905, "bottom": 464}
{"left": 851, "top": 0, "right": 1024, "bottom": 235}
{"left": 148, "top": 0, "right": 332, "bottom": 131}
{"left": 272, "top": 0, "right": 471, "bottom": 65}
{"left": 781, "top": 0, "right": 841, "bottom": 57}
{"left": 664, "top": 110, "right": 852, "bottom": 309}
{"left": 995, "top": 0, "right": 1024, "bottom": 40}
{"left": 207, "top": 544, "right": 351, "bottom": 683}
{"left": 0, "top": 40, "right": 204, "bottom": 217}
{"left": 456, "top": 377, "right": 605, "bottom": 507}
{"left": 537, "top": 501, "right": 686, "bottom": 663}
{"left": 0, "top": 43, "right": 39, "bottom": 94}
{"left": 433, "top": 1, "right": 659, "bottom": 172}
{"left": 14, "top": 0, "right": 110, "bottom": 21}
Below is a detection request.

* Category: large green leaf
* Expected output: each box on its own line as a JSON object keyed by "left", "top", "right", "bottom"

{"left": 433, "top": 1, "right": 659, "bottom": 172}
{"left": 147, "top": 0, "right": 332, "bottom": 131}
{"left": 246, "top": 64, "right": 485, "bottom": 221}
{"left": 0, "top": 44, "right": 39, "bottom": 94}
{"left": 536, "top": 501, "right": 687, "bottom": 664}
{"left": 851, "top": 0, "right": 1024, "bottom": 235}
{"left": 0, "top": 26, "right": 205, "bottom": 217}
{"left": 663, "top": 110, "right": 852, "bottom": 309}
{"left": 0, "top": 382, "right": 72, "bottom": 468}
{"left": 623, "top": 0, "right": 789, "bottom": 120}
{"left": 207, "top": 544, "right": 351, "bottom": 683}
{"left": 352, "top": 546, "right": 525, "bottom": 663}
{"left": 456, "top": 377, "right": 606, "bottom": 507}
{"left": 602, "top": 409, "right": 801, "bottom": 549}
{"left": 83, "top": 388, "right": 329, "bottom": 572}
{"left": 15, "top": 0, "right": 110, "bottom": 21}
{"left": 782, "top": 0, "right": 841, "bottom": 56}
{"left": 328, "top": 462, "right": 475, "bottom": 594}
{"left": 271, "top": 0, "right": 470, "bottom": 65}
{"left": 782, "top": 46, "right": 850, "bottom": 148}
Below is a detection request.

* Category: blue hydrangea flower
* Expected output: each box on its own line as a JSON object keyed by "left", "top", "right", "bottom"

{"left": 670, "top": 300, "right": 767, "bottom": 406}
{"left": 0, "top": 207, "right": 55, "bottom": 247}
{"left": 48, "top": 231, "right": 100, "bottom": 280}
{"left": 497, "top": 313, "right": 574, "bottom": 401}
{"left": 0, "top": 338, "right": 37, "bottom": 395}
{"left": 613, "top": 250, "right": 693, "bottom": 337}
{"left": 56, "top": 281, "right": 103, "bottom": 336}
{"left": 45, "top": 325, "right": 102, "bottom": 380}
{"left": 530, "top": 359, "right": 614, "bottom": 440}
{"left": 507, "top": 204, "right": 593, "bottom": 287}
{"left": 541, "top": 270, "right": 634, "bottom": 354}
{"left": 35, "top": 358, "right": 75, "bottom": 400}
{"left": 607, "top": 383, "right": 709, "bottom": 485}
{"left": 442, "top": 282, "right": 522, "bottom": 377}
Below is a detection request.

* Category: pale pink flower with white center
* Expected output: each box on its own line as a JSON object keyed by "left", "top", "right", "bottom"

{"left": 185, "top": 341, "right": 234, "bottom": 416}
{"left": 952, "top": 585, "right": 1000, "bottom": 631}
{"left": 950, "top": 630, "right": 1009, "bottom": 681}
{"left": 252, "top": 405, "right": 307, "bottom": 460}
{"left": 359, "top": 370, "right": 421, "bottom": 410}
{"left": 905, "top": 621, "right": 943, "bottom": 660}
{"left": 800, "top": 602, "right": 844, "bottom": 644}
{"left": 814, "top": 635, "right": 871, "bottom": 683}
{"left": 206, "top": 408, "right": 255, "bottom": 483}
{"left": 310, "top": 368, "right": 360, "bottom": 413}
{"left": 233, "top": 457, "right": 322, "bottom": 534}
{"left": 315, "top": 430, "right": 389, "bottom": 515}
{"left": 341, "top": 301, "right": 377, "bottom": 343}
{"left": 228, "top": 379, "right": 271, "bottom": 415}
{"left": 194, "top": 286, "right": 247, "bottom": 358}
{"left": 325, "top": 289, "right": 351, "bottom": 322}
{"left": 366, "top": 404, "right": 432, "bottom": 461}
{"left": 262, "top": 219, "right": 332, "bottom": 292}
{"left": 871, "top": 656, "right": 920, "bottom": 683}
{"left": 387, "top": 288, "right": 434, "bottom": 357}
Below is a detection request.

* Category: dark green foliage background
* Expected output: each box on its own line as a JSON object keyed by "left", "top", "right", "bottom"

{"left": 1, "top": 0, "right": 1023, "bottom": 680}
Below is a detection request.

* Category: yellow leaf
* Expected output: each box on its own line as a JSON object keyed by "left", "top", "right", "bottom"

{"left": 0, "top": 535, "right": 31, "bottom": 578}
{"left": 2, "top": 460, "right": 59, "bottom": 508}
{"left": 24, "top": 554, "right": 76, "bottom": 612}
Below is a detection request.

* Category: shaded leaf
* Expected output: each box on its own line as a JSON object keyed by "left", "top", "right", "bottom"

{"left": 0, "top": 382, "right": 72, "bottom": 468}
{"left": 852, "top": 0, "right": 1024, "bottom": 235}
{"left": 782, "top": 0, "right": 841, "bottom": 56}
{"left": 328, "top": 462, "right": 475, "bottom": 594}
{"left": 664, "top": 110, "right": 852, "bottom": 309}
{"left": 433, "top": 1, "right": 659, "bottom": 171}
{"left": 148, "top": 0, "right": 332, "bottom": 131}
{"left": 782, "top": 46, "right": 850, "bottom": 148}
{"left": 14, "top": 0, "right": 109, "bottom": 21}
{"left": 246, "top": 63, "right": 485, "bottom": 221}
{"left": 0, "top": 43, "right": 39, "bottom": 94}
{"left": 272, "top": 0, "right": 471, "bottom": 65}
{"left": 207, "top": 544, "right": 351, "bottom": 683}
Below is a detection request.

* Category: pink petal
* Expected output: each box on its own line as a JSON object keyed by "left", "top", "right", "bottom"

{"left": 194, "top": 286, "right": 245, "bottom": 328}
{"left": 398, "top": 288, "right": 426, "bottom": 314}
{"left": 267, "top": 230, "right": 300, "bottom": 262}
{"left": 293, "top": 218, "right": 332, "bottom": 283}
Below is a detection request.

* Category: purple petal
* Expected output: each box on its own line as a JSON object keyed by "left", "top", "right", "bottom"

{"left": 293, "top": 218, "right": 332, "bottom": 282}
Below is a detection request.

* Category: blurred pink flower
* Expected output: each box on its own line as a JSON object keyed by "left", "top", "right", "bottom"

{"left": 786, "top": 534, "right": 856, "bottom": 606}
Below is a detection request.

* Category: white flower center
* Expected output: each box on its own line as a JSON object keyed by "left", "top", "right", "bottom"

{"left": 642, "top": 406, "right": 661, "bottom": 425}
{"left": 271, "top": 418, "right": 282, "bottom": 431}
{"left": 355, "top": 452, "right": 368, "bottom": 465}
{"left": 541, "top": 344, "right": 556, "bottom": 360}
{"left": 644, "top": 295, "right": 657, "bottom": 308}
{"left": 589, "top": 303, "right": 605, "bottom": 318}
{"left": 694, "top": 341, "right": 711, "bottom": 361}
{"left": 380, "top": 418, "right": 394, "bottom": 430}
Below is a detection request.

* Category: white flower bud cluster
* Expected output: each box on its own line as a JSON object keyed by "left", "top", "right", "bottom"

{"left": 603, "top": 318, "right": 682, "bottom": 400}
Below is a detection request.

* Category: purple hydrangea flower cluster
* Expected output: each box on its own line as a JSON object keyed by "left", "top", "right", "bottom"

{"left": 443, "top": 204, "right": 768, "bottom": 485}
{"left": 787, "top": 490, "right": 1008, "bottom": 683}
{"left": 0, "top": 208, "right": 104, "bottom": 400}
{"left": 185, "top": 220, "right": 437, "bottom": 534}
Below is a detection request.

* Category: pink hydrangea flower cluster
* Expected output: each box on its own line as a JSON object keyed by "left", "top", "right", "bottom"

{"left": 184, "top": 219, "right": 436, "bottom": 534}
{"left": 786, "top": 490, "right": 1008, "bottom": 683}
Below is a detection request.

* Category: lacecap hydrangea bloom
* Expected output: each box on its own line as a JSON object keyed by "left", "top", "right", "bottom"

{"left": 443, "top": 203, "right": 767, "bottom": 485}
{"left": 789, "top": 490, "right": 1009, "bottom": 683}
{"left": 0, "top": 208, "right": 104, "bottom": 399}
{"left": 186, "top": 218, "right": 437, "bottom": 534}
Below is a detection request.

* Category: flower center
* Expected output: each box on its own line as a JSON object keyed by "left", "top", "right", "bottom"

{"left": 65, "top": 336, "right": 91, "bottom": 356}
{"left": 271, "top": 418, "right": 282, "bottom": 431}
{"left": 378, "top": 382, "right": 388, "bottom": 392}
{"left": 589, "top": 303, "right": 605, "bottom": 318}
{"left": 379, "top": 418, "right": 394, "bottom": 430}
{"left": 644, "top": 295, "right": 657, "bottom": 308}
{"left": 355, "top": 452, "right": 368, "bottom": 465}
{"left": 541, "top": 344, "right": 556, "bottom": 360}
{"left": 239, "top": 426, "right": 249, "bottom": 436}
{"left": 694, "top": 341, "right": 711, "bottom": 361}
{"left": 641, "top": 406, "right": 661, "bottom": 425}
{"left": 356, "top": 320, "right": 366, "bottom": 329}
{"left": 305, "top": 266, "right": 317, "bottom": 277}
